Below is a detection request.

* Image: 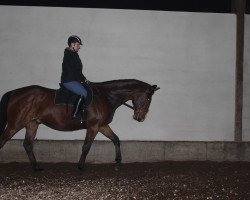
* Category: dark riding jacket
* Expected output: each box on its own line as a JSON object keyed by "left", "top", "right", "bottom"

{"left": 61, "top": 48, "right": 86, "bottom": 83}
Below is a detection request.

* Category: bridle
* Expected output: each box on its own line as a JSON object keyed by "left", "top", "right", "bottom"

{"left": 123, "top": 97, "right": 151, "bottom": 112}
{"left": 124, "top": 99, "right": 150, "bottom": 122}
{"left": 122, "top": 86, "right": 159, "bottom": 113}
{"left": 123, "top": 102, "right": 134, "bottom": 110}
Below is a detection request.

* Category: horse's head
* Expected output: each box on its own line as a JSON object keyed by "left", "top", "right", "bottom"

{"left": 132, "top": 85, "right": 160, "bottom": 122}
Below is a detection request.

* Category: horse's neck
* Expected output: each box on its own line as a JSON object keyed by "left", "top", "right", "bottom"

{"left": 110, "top": 89, "right": 133, "bottom": 103}
{"left": 95, "top": 80, "right": 140, "bottom": 108}
{"left": 107, "top": 86, "right": 135, "bottom": 106}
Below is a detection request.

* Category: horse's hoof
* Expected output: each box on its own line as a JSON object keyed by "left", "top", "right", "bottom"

{"left": 33, "top": 165, "right": 44, "bottom": 171}
{"left": 115, "top": 163, "right": 122, "bottom": 171}
{"left": 77, "top": 164, "right": 84, "bottom": 173}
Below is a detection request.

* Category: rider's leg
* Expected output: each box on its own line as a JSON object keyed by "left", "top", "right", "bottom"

{"left": 63, "top": 81, "right": 87, "bottom": 97}
{"left": 63, "top": 81, "right": 87, "bottom": 119}
{"left": 72, "top": 96, "right": 85, "bottom": 119}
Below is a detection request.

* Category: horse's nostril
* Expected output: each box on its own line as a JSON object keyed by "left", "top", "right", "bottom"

{"left": 133, "top": 112, "right": 146, "bottom": 122}
{"left": 138, "top": 117, "right": 145, "bottom": 122}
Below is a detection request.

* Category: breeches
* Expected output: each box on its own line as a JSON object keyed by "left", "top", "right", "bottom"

{"left": 63, "top": 81, "right": 87, "bottom": 98}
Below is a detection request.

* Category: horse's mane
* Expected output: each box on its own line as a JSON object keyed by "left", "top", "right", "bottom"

{"left": 93, "top": 79, "right": 150, "bottom": 89}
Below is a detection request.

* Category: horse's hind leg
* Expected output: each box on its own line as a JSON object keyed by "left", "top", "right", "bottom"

{"left": 99, "top": 125, "right": 122, "bottom": 171}
{"left": 0, "top": 125, "right": 22, "bottom": 149}
{"left": 23, "top": 121, "right": 42, "bottom": 171}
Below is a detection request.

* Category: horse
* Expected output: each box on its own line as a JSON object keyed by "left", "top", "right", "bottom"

{"left": 0, "top": 79, "right": 159, "bottom": 171}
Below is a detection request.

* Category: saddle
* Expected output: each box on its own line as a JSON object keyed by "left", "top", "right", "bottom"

{"left": 54, "top": 82, "right": 93, "bottom": 122}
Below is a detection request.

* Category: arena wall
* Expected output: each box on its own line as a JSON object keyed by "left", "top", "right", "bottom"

{"left": 0, "top": 6, "right": 236, "bottom": 142}
{"left": 243, "top": 14, "right": 250, "bottom": 141}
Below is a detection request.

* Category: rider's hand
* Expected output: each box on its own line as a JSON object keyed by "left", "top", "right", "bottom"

{"left": 85, "top": 79, "right": 90, "bottom": 85}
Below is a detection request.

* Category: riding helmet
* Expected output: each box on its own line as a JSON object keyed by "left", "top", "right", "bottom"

{"left": 67, "top": 35, "right": 83, "bottom": 46}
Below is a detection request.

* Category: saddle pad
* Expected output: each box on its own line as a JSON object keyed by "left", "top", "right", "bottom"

{"left": 54, "top": 82, "right": 93, "bottom": 107}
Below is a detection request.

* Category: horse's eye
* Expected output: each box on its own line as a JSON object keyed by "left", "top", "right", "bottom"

{"left": 146, "top": 93, "right": 152, "bottom": 101}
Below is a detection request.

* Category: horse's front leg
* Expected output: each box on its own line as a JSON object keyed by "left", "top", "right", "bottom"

{"left": 78, "top": 124, "right": 98, "bottom": 172}
{"left": 99, "top": 125, "right": 122, "bottom": 171}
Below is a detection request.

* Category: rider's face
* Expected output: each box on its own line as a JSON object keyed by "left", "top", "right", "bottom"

{"left": 70, "top": 42, "right": 81, "bottom": 52}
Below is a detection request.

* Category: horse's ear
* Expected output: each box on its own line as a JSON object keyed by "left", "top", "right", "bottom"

{"left": 152, "top": 85, "right": 160, "bottom": 92}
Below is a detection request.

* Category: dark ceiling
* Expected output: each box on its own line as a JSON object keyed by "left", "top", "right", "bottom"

{"left": 0, "top": 0, "right": 249, "bottom": 14}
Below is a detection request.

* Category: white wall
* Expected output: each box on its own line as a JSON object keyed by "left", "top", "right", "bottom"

{"left": 0, "top": 6, "right": 236, "bottom": 141}
{"left": 243, "top": 15, "right": 250, "bottom": 141}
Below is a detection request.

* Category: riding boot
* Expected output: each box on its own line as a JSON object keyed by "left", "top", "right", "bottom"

{"left": 72, "top": 96, "right": 85, "bottom": 119}
{"left": 80, "top": 104, "right": 87, "bottom": 121}
{"left": 79, "top": 96, "right": 88, "bottom": 123}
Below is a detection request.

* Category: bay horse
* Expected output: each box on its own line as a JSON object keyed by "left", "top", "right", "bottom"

{"left": 0, "top": 79, "right": 159, "bottom": 171}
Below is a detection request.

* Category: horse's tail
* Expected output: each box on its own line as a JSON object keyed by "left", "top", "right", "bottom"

{"left": 0, "top": 91, "right": 12, "bottom": 134}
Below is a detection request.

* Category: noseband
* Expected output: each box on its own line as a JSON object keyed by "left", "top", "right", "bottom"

{"left": 123, "top": 100, "right": 149, "bottom": 113}
{"left": 123, "top": 102, "right": 134, "bottom": 110}
{"left": 123, "top": 92, "right": 152, "bottom": 112}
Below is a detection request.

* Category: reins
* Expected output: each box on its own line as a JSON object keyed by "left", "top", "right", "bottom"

{"left": 123, "top": 102, "right": 134, "bottom": 110}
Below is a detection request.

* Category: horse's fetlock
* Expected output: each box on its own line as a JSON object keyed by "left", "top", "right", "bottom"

{"left": 115, "top": 156, "right": 121, "bottom": 162}
{"left": 77, "top": 163, "right": 84, "bottom": 172}
{"left": 32, "top": 163, "right": 43, "bottom": 171}
{"left": 115, "top": 162, "right": 122, "bottom": 171}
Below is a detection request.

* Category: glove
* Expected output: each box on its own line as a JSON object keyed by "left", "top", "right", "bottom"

{"left": 85, "top": 79, "right": 90, "bottom": 85}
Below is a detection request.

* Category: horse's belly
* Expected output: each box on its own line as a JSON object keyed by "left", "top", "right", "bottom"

{"left": 41, "top": 118, "right": 86, "bottom": 132}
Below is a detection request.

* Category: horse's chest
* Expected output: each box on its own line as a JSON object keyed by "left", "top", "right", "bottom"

{"left": 98, "top": 109, "right": 115, "bottom": 126}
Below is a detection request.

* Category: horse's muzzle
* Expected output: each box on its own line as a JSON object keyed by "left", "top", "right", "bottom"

{"left": 133, "top": 113, "right": 146, "bottom": 122}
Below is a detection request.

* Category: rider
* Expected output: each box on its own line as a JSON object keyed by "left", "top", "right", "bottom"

{"left": 61, "top": 35, "right": 88, "bottom": 119}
